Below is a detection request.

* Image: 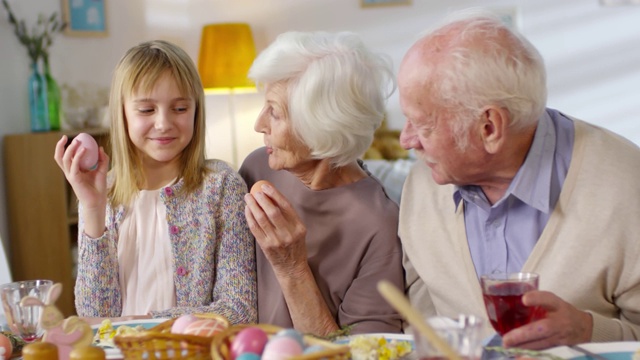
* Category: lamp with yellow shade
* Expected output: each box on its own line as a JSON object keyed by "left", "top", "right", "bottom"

{"left": 198, "top": 23, "right": 257, "bottom": 167}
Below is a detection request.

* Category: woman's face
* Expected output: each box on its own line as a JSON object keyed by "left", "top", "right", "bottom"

{"left": 254, "top": 82, "right": 312, "bottom": 171}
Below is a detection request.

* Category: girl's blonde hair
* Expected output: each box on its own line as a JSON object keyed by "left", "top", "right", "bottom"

{"left": 107, "top": 40, "right": 207, "bottom": 206}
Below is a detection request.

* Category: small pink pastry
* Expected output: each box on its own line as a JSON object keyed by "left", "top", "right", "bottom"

{"left": 75, "top": 133, "right": 99, "bottom": 171}
{"left": 171, "top": 314, "right": 199, "bottom": 334}
{"left": 182, "top": 318, "right": 228, "bottom": 337}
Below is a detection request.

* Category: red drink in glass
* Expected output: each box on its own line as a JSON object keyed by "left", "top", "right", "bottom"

{"left": 481, "top": 273, "right": 545, "bottom": 336}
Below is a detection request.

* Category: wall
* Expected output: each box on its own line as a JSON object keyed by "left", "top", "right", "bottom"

{"left": 1, "top": 0, "right": 640, "bottom": 255}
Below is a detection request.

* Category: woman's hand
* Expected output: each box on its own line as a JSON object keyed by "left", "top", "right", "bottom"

{"left": 244, "top": 182, "right": 308, "bottom": 276}
{"left": 54, "top": 135, "right": 110, "bottom": 237}
{"left": 244, "top": 182, "right": 339, "bottom": 335}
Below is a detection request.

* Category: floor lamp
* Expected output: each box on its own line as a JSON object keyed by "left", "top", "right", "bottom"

{"left": 198, "top": 23, "right": 257, "bottom": 168}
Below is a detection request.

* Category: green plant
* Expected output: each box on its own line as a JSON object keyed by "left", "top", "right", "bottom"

{"left": 1, "top": 0, "right": 66, "bottom": 64}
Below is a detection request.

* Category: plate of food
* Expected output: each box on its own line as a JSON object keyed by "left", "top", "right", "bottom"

{"left": 335, "top": 333, "right": 415, "bottom": 360}
{"left": 91, "top": 318, "right": 167, "bottom": 359}
{"left": 547, "top": 342, "right": 640, "bottom": 360}
{"left": 484, "top": 341, "right": 640, "bottom": 360}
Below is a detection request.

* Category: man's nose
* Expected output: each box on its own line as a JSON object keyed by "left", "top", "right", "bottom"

{"left": 399, "top": 120, "right": 417, "bottom": 149}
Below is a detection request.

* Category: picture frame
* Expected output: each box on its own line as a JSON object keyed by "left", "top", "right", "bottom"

{"left": 360, "top": 0, "right": 411, "bottom": 8}
{"left": 61, "top": 0, "right": 108, "bottom": 37}
{"left": 489, "top": 7, "right": 520, "bottom": 30}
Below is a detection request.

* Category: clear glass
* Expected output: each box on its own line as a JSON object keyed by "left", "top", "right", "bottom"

{"left": 481, "top": 272, "right": 545, "bottom": 336}
{"left": 413, "top": 314, "right": 484, "bottom": 360}
{"left": 0, "top": 280, "right": 53, "bottom": 342}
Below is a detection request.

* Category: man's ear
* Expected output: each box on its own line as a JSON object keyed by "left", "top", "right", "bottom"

{"left": 480, "top": 106, "right": 509, "bottom": 154}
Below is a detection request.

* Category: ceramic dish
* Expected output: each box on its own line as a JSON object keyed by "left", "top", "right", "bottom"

{"left": 545, "top": 341, "right": 640, "bottom": 360}
{"left": 91, "top": 319, "right": 166, "bottom": 359}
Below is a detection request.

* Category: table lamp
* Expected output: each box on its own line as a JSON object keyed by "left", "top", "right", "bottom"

{"left": 198, "top": 23, "right": 257, "bottom": 167}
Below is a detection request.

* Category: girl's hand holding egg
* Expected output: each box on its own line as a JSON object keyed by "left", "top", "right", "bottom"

{"left": 74, "top": 133, "right": 99, "bottom": 171}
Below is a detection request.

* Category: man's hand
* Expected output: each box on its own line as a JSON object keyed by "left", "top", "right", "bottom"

{"left": 502, "top": 290, "right": 593, "bottom": 349}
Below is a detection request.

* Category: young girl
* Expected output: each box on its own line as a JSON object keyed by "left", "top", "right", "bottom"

{"left": 54, "top": 40, "right": 256, "bottom": 324}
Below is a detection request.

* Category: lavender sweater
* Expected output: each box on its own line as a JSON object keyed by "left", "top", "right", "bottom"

{"left": 74, "top": 160, "right": 257, "bottom": 324}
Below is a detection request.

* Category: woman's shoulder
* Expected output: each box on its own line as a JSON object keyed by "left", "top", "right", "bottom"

{"left": 238, "top": 147, "right": 273, "bottom": 187}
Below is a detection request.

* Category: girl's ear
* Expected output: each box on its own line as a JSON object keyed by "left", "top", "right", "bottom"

{"left": 46, "top": 283, "right": 63, "bottom": 305}
{"left": 20, "top": 296, "right": 44, "bottom": 307}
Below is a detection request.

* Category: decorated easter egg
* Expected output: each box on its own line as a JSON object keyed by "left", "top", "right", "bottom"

{"left": 230, "top": 327, "right": 269, "bottom": 359}
{"left": 75, "top": 133, "right": 99, "bottom": 171}
{"left": 235, "top": 353, "right": 261, "bottom": 360}
{"left": 0, "top": 333, "right": 13, "bottom": 358}
{"left": 273, "top": 328, "right": 304, "bottom": 348}
{"left": 182, "top": 318, "right": 227, "bottom": 337}
{"left": 262, "top": 337, "right": 303, "bottom": 360}
{"left": 171, "top": 314, "right": 199, "bottom": 334}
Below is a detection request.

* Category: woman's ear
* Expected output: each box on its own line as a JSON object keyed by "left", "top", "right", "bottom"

{"left": 480, "top": 106, "right": 509, "bottom": 154}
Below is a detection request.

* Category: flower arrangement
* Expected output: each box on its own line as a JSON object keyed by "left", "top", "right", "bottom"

{"left": 1, "top": 0, "right": 66, "bottom": 64}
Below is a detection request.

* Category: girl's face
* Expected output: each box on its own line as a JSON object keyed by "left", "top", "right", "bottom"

{"left": 254, "top": 82, "right": 312, "bottom": 171}
{"left": 124, "top": 71, "right": 195, "bottom": 171}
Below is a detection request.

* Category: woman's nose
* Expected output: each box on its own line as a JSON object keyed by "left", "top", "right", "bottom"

{"left": 254, "top": 108, "right": 269, "bottom": 134}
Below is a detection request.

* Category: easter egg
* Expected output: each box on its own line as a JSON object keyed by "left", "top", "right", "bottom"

{"left": 250, "top": 180, "right": 273, "bottom": 196}
{"left": 274, "top": 328, "right": 304, "bottom": 348}
{"left": 171, "top": 314, "right": 199, "bottom": 334}
{"left": 75, "top": 132, "right": 99, "bottom": 171}
{"left": 230, "top": 327, "right": 268, "bottom": 359}
{"left": 182, "top": 318, "right": 227, "bottom": 337}
{"left": 0, "top": 334, "right": 13, "bottom": 358}
{"left": 262, "top": 337, "right": 303, "bottom": 360}
{"left": 235, "top": 353, "right": 261, "bottom": 360}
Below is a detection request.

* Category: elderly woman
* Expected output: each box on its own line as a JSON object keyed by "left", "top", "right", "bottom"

{"left": 239, "top": 31, "right": 403, "bottom": 336}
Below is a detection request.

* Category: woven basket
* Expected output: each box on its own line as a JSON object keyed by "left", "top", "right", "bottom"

{"left": 210, "top": 324, "right": 350, "bottom": 360}
{"left": 114, "top": 313, "right": 229, "bottom": 360}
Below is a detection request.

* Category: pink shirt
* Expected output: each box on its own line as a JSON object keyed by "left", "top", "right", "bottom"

{"left": 118, "top": 183, "right": 177, "bottom": 315}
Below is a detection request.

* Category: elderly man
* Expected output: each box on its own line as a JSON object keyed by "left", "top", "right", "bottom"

{"left": 397, "top": 11, "right": 640, "bottom": 349}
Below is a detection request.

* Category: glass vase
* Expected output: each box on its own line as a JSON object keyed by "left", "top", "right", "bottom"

{"left": 28, "top": 61, "right": 50, "bottom": 132}
{"left": 43, "top": 58, "right": 61, "bottom": 131}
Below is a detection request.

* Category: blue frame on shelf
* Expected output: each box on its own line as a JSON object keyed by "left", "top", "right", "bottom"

{"left": 62, "top": 0, "right": 107, "bottom": 37}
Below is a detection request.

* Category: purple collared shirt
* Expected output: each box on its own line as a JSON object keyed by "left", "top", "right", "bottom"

{"left": 454, "top": 109, "right": 575, "bottom": 277}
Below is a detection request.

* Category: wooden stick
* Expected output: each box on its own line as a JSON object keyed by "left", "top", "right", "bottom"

{"left": 377, "top": 280, "right": 462, "bottom": 360}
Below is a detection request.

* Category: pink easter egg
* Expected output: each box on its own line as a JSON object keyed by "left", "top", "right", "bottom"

{"left": 230, "top": 327, "right": 269, "bottom": 359}
{"left": 171, "top": 314, "right": 199, "bottom": 334}
{"left": 0, "top": 334, "right": 13, "bottom": 357}
{"left": 261, "top": 337, "right": 303, "bottom": 360}
{"left": 182, "top": 318, "right": 227, "bottom": 338}
{"left": 75, "top": 133, "right": 99, "bottom": 171}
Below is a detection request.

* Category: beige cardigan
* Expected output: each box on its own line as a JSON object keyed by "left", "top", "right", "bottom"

{"left": 400, "top": 119, "right": 640, "bottom": 341}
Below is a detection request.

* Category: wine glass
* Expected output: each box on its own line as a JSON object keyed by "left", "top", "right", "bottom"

{"left": 0, "top": 280, "right": 53, "bottom": 342}
{"left": 480, "top": 272, "right": 546, "bottom": 336}
{"left": 412, "top": 314, "right": 484, "bottom": 360}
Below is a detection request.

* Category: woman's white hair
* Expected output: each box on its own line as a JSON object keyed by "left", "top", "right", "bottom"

{"left": 422, "top": 9, "right": 547, "bottom": 149}
{"left": 249, "top": 31, "right": 396, "bottom": 167}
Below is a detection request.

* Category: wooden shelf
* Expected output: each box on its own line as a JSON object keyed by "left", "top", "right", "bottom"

{"left": 3, "top": 129, "right": 110, "bottom": 316}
